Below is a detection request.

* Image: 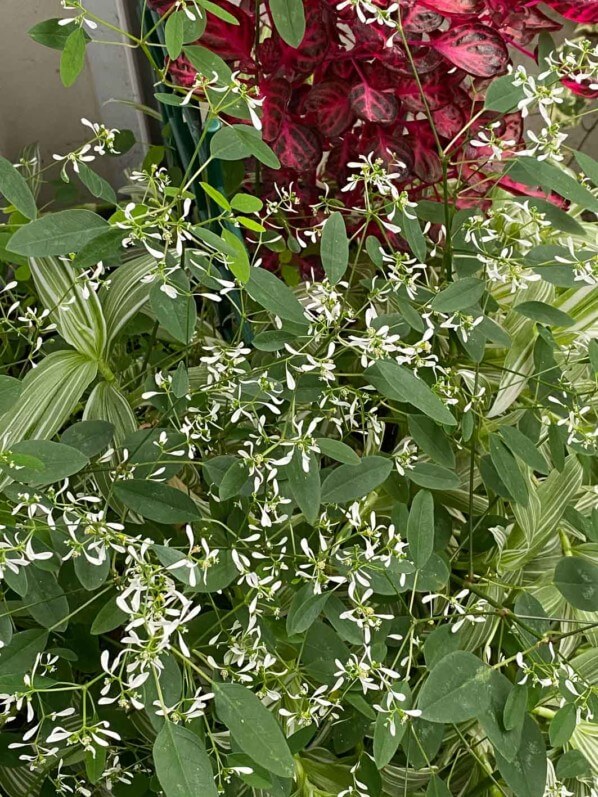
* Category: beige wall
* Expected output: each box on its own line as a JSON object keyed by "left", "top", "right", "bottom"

{"left": 0, "top": 0, "right": 149, "bottom": 184}
{"left": 1, "top": 0, "right": 102, "bottom": 163}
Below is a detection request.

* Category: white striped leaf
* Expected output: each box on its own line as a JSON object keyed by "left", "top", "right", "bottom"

{"left": 0, "top": 351, "right": 97, "bottom": 447}
{"left": 100, "top": 253, "right": 155, "bottom": 346}
{"left": 29, "top": 256, "right": 107, "bottom": 359}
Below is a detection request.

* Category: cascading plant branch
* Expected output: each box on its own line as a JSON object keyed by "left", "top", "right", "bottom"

{"left": 0, "top": 2, "right": 597, "bottom": 797}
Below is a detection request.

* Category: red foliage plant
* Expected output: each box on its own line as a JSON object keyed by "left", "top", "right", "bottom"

{"left": 150, "top": 0, "right": 597, "bottom": 218}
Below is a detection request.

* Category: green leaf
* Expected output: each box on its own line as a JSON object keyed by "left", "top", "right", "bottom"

{"left": 373, "top": 683, "right": 411, "bottom": 768}
{"left": 214, "top": 682, "right": 295, "bottom": 777}
{"left": 210, "top": 125, "right": 280, "bottom": 169}
{"left": 407, "top": 490, "right": 434, "bottom": 569}
{"left": 61, "top": 420, "right": 114, "bottom": 458}
{"left": 366, "top": 361, "right": 456, "bottom": 427}
{"left": 219, "top": 460, "right": 249, "bottom": 501}
{"left": 153, "top": 721, "right": 218, "bottom": 797}
{"left": 222, "top": 229, "right": 250, "bottom": 283}
{"left": 113, "top": 480, "right": 201, "bottom": 524}
{"left": 320, "top": 211, "right": 349, "bottom": 284}
{"left": 549, "top": 703, "right": 576, "bottom": 748}
{"left": 245, "top": 267, "right": 307, "bottom": 324}
{"left": 60, "top": 26, "right": 86, "bottom": 87}
{"left": 574, "top": 149, "right": 598, "bottom": 186}
{"left": 321, "top": 456, "right": 393, "bottom": 504}
{"left": 407, "top": 463, "right": 460, "bottom": 491}
{"left": 0, "top": 612, "right": 12, "bottom": 650}
{"left": 0, "top": 157, "right": 37, "bottom": 219}
{"left": 269, "top": 0, "right": 306, "bottom": 48}
{"left": 508, "top": 158, "right": 598, "bottom": 213}
{"left": 0, "top": 440, "right": 89, "bottom": 484}
{"left": 150, "top": 272, "right": 197, "bottom": 344}
{"left": 514, "top": 301, "right": 574, "bottom": 328}
{"left": 426, "top": 776, "right": 452, "bottom": 797}
{"left": 418, "top": 651, "right": 492, "bottom": 723}
{"left": 72, "top": 227, "right": 124, "bottom": 269}
{"left": 85, "top": 745, "right": 107, "bottom": 785}
{"left": 198, "top": 0, "right": 239, "bottom": 24}
{"left": 316, "top": 438, "right": 360, "bottom": 465}
{"left": 286, "top": 583, "right": 329, "bottom": 636}
{"left": 479, "top": 672, "right": 524, "bottom": 762}
{"left": 484, "top": 73, "right": 525, "bottom": 113}
{"left": 518, "top": 197, "right": 584, "bottom": 236}
{"left": 153, "top": 546, "right": 238, "bottom": 593}
{"left": 499, "top": 426, "right": 549, "bottom": 475}
{"left": 165, "top": 10, "right": 186, "bottom": 59}
{"left": 0, "top": 629, "right": 48, "bottom": 675}
{"left": 90, "top": 595, "right": 127, "bottom": 635}
{"left": 7, "top": 209, "right": 109, "bottom": 257}
{"left": 407, "top": 415, "right": 455, "bottom": 469}
{"left": 495, "top": 716, "right": 547, "bottom": 797}
{"left": 0, "top": 377, "right": 23, "bottom": 416}
{"left": 400, "top": 211, "right": 427, "bottom": 262}
{"left": 143, "top": 655, "right": 183, "bottom": 732}
{"left": 302, "top": 620, "right": 351, "bottom": 683}
{"left": 76, "top": 162, "right": 117, "bottom": 205}
{"left": 554, "top": 556, "right": 598, "bottom": 611}
{"left": 423, "top": 625, "right": 460, "bottom": 669}
{"left": 287, "top": 450, "right": 320, "bottom": 525}
{"left": 431, "top": 278, "right": 485, "bottom": 313}
{"left": 29, "top": 18, "right": 89, "bottom": 50}
{"left": 488, "top": 435, "right": 529, "bottom": 507}
{"left": 503, "top": 684, "right": 528, "bottom": 732}
{"left": 75, "top": 554, "right": 110, "bottom": 591}
{"left": 556, "top": 750, "right": 590, "bottom": 780}
{"left": 231, "top": 194, "right": 263, "bottom": 214}
{"left": 199, "top": 181, "right": 231, "bottom": 212}
{"left": 25, "top": 568, "right": 69, "bottom": 631}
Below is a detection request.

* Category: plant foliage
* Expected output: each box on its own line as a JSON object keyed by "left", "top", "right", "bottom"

{"left": 0, "top": 2, "right": 596, "bottom": 797}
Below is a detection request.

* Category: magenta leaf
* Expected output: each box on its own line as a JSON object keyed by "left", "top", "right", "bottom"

{"left": 273, "top": 121, "right": 322, "bottom": 172}
{"left": 261, "top": 78, "right": 292, "bottom": 142}
{"left": 544, "top": 1, "right": 598, "bottom": 24}
{"left": 420, "top": 0, "right": 483, "bottom": 13}
{"left": 349, "top": 83, "right": 399, "bottom": 124}
{"left": 305, "top": 81, "right": 356, "bottom": 138}
{"left": 199, "top": 1, "right": 254, "bottom": 64}
{"left": 432, "top": 24, "right": 509, "bottom": 78}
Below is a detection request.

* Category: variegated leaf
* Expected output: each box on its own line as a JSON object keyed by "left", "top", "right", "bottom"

{"left": 29, "top": 256, "right": 107, "bottom": 360}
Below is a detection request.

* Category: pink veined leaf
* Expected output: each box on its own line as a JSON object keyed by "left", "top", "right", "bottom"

{"left": 419, "top": 0, "right": 484, "bottom": 13}
{"left": 361, "top": 61, "right": 398, "bottom": 91}
{"left": 261, "top": 78, "right": 292, "bottom": 142}
{"left": 359, "top": 125, "right": 414, "bottom": 176}
{"left": 168, "top": 56, "right": 199, "bottom": 89}
{"left": 561, "top": 77, "right": 598, "bottom": 100}
{"left": 432, "top": 24, "right": 509, "bottom": 78}
{"left": 543, "top": 1, "right": 598, "bottom": 24}
{"left": 384, "top": 45, "right": 443, "bottom": 77}
{"left": 199, "top": 2, "right": 254, "bottom": 64}
{"left": 397, "top": 77, "right": 455, "bottom": 112}
{"left": 349, "top": 83, "right": 399, "bottom": 124}
{"left": 498, "top": 8, "right": 561, "bottom": 46}
{"left": 498, "top": 175, "right": 569, "bottom": 208}
{"left": 304, "top": 81, "right": 356, "bottom": 138}
{"left": 273, "top": 121, "right": 322, "bottom": 172}
{"left": 403, "top": 7, "right": 444, "bottom": 33}
{"left": 275, "top": 1, "right": 332, "bottom": 77}
{"left": 408, "top": 124, "right": 443, "bottom": 184}
{"left": 464, "top": 111, "right": 522, "bottom": 162}
{"left": 432, "top": 103, "right": 466, "bottom": 139}
{"left": 147, "top": 0, "right": 176, "bottom": 12}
